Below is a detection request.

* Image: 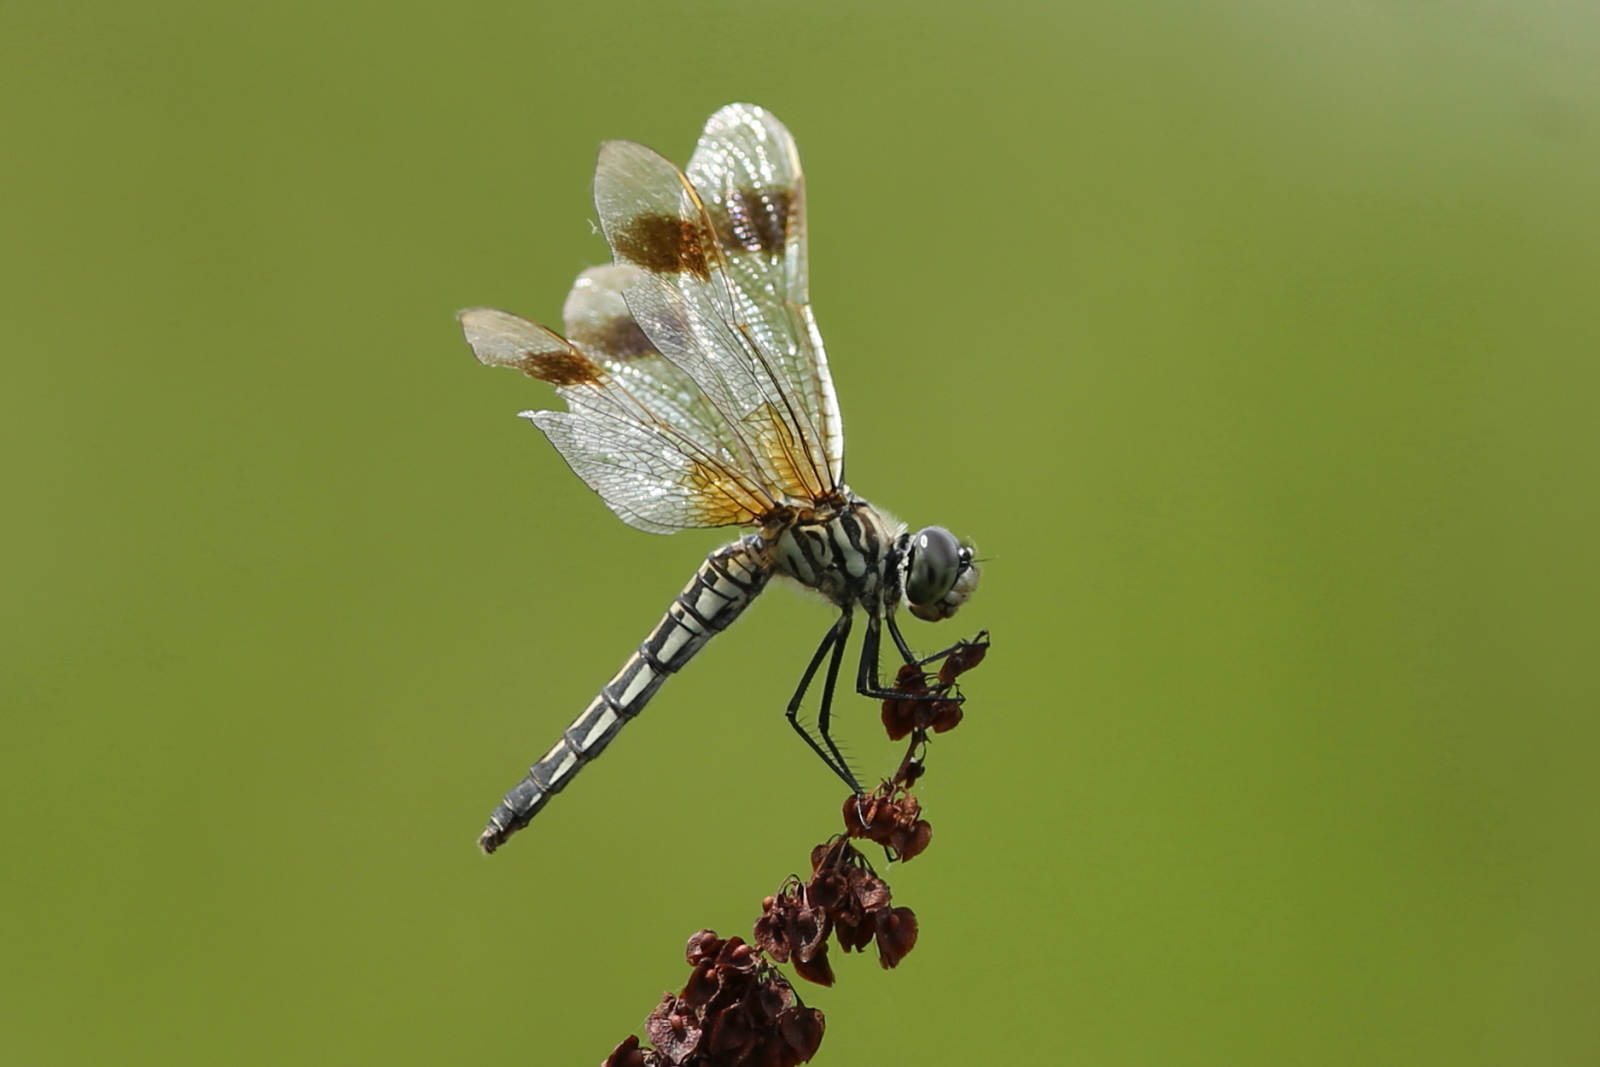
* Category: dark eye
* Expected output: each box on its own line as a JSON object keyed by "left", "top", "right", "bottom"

{"left": 905, "top": 526, "right": 962, "bottom": 607}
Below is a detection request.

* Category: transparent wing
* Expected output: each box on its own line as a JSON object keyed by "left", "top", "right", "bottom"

{"left": 460, "top": 305, "right": 775, "bottom": 533}
{"left": 686, "top": 104, "right": 844, "bottom": 487}
{"left": 593, "top": 123, "right": 840, "bottom": 505}
{"left": 561, "top": 264, "right": 747, "bottom": 463}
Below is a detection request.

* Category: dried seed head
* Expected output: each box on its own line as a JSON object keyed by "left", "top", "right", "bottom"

{"left": 686, "top": 930, "right": 722, "bottom": 967}
{"left": 682, "top": 960, "right": 719, "bottom": 1010}
{"left": 880, "top": 697, "right": 918, "bottom": 741}
{"left": 790, "top": 904, "right": 830, "bottom": 963}
{"left": 717, "top": 937, "right": 757, "bottom": 974}
{"left": 881, "top": 632, "right": 987, "bottom": 742}
{"left": 895, "top": 818, "right": 933, "bottom": 861}
{"left": 645, "top": 993, "right": 702, "bottom": 1064}
{"left": 895, "top": 753, "right": 926, "bottom": 788}
{"left": 753, "top": 895, "right": 795, "bottom": 963}
{"left": 831, "top": 912, "right": 870, "bottom": 953}
{"left": 790, "top": 944, "right": 835, "bottom": 987}
{"left": 778, "top": 1006, "right": 825, "bottom": 1062}
{"left": 755, "top": 979, "right": 796, "bottom": 1023}
{"left": 602, "top": 1034, "right": 650, "bottom": 1067}
{"left": 623, "top": 928, "right": 826, "bottom": 1064}
{"left": 848, "top": 867, "right": 892, "bottom": 913}
{"left": 880, "top": 664, "right": 932, "bottom": 741}
{"left": 874, "top": 906, "right": 920, "bottom": 970}
{"left": 843, "top": 786, "right": 934, "bottom": 862}
{"left": 707, "top": 1001, "right": 756, "bottom": 1061}
{"left": 927, "top": 699, "right": 964, "bottom": 734}
{"left": 806, "top": 868, "right": 847, "bottom": 913}
{"left": 937, "top": 633, "right": 989, "bottom": 685}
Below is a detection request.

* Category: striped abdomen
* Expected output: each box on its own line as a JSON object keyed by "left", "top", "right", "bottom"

{"left": 479, "top": 535, "right": 771, "bottom": 853}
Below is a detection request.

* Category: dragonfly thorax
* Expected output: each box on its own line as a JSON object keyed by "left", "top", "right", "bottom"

{"left": 770, "top": 496, "right": 906, "bottom": 610}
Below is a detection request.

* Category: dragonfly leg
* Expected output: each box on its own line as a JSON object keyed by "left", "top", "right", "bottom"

{"left": 886, "top": 611, "right": 919, "bottom": 665}
{"left": 814, "top": 611, "right": 861, "bottom": 794}
{"left": 886, "top": 612, "right": 984, "bottom": 668}
{"left": 857, "top": 612, "right": 962, "bottom": 702}
{"left": 786, "top": 613, "right": 862, "bottom": 792}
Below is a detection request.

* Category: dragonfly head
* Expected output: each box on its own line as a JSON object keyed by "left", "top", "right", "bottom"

{"left": 903, "top": 526, "right": 979, "bottom": 622}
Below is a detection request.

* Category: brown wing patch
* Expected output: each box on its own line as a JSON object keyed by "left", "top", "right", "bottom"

{"left": 460, "top": 307, "right": 608, "bottom": 385}
{"left": 714, "top": 186, "right": 792, "bottom": 255}
{"left": 569, "top": 311, "right": 656, "bottom": 361}
{"left": 514, "top": 348, "right": 604, "bottom": 387}
{"left": 611, "top": 213, "right": 715, "bottom": 280}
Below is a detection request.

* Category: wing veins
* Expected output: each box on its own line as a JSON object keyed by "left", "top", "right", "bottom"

{"left": 681, "top": 172, "right": 834, "bottom": 499}
{"left": 613, "top": 147, "right": 836, "bottom": 503}
{"left": 569, "top": 376, "right": 777, "bottom": 518}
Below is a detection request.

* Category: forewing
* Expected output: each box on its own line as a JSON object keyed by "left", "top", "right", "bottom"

{"left": 687, "top": 104, "right": 844, "bottom": 487}
{"left": 460, "top": 306, "right": 773, "bottom": 533}
{"left": 593, "top": 131, "right": 839, "bottom": 503}
{"left": 562, "top": 264, "right": 745, "bottom": 462}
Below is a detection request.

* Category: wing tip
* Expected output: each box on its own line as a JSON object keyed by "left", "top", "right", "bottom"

{"left": 708, "top": 101, "right": 770, "bottom": 123}
{"left": 702, "top": 102, "right": 793, "bottom": 143}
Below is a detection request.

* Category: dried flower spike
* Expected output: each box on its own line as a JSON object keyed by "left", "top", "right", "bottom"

{"left": 618, "top": 930, "right": 825, "bottom": 1066}
{"left": 844, "top": 786, "right": 934, "bottom": 862}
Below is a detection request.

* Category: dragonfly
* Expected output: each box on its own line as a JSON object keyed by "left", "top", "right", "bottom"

{"left": 460, "top": 104, "right": 981, "bottom": 854}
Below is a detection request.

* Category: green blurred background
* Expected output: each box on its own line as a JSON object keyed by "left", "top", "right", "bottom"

{"left": 3, "top": 1, "right": 1597, "bottom": 1063}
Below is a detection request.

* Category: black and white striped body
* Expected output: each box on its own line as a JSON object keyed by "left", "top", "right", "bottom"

{"left": 479, "top": 535, "right": 772, "bottom": 852}
{"left": 478, "top": 499, "right": 901, "bottom": 852}
{"left": 771, "top": 496, "right": 904, "bottom": 611}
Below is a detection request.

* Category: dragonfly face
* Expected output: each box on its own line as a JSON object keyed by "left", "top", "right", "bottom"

{"left": 903, "top": 526, "right": 979, "bottom": 622}
{"left": 460, "top": 105, "right": 983, "bottom": 853}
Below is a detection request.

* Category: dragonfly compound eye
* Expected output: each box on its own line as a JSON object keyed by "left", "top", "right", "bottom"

{"left": 905, "top": 526, "right": 962, "bottom": 609}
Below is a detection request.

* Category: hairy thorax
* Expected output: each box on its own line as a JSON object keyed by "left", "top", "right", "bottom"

{"left": 766, "top": 495, "right": 906, "bottom": 610}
